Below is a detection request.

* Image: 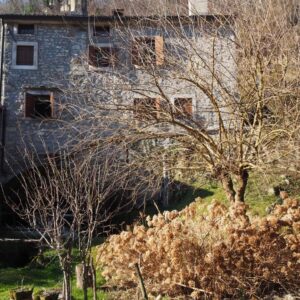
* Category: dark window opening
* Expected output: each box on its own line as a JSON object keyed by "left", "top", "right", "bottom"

{"left": 25, "top": 93, "right": 53, "bottom": 119}
{"left": 174, "top": 98, "right": 193, "bottom": 116}
{"left": 88, "top": 45, "right": 116, "bottom": 67}
{"left": 112, "top": 9, "right": 124, "bottom": 16}
{"left": 94, "top": 26, "right": 110, "bottom": 37}
{"left": 133, "top": 98, "right": 160, "bottom": 120}
{"left": 132, "top": 36, "right": 164, "bottom": 66}
{"left": 18, "top": 24, "right": 35, "bottom": 35}
{"left": 16, "top": 45, "right": 34, "bottom": 65}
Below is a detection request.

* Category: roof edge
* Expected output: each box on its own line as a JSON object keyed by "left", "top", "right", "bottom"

{"left": 0, "top": 14, "right": 231, "bottom": 22}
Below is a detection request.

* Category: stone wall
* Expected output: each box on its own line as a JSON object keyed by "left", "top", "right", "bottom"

{"left": 0, "top": 17, "right": 236, "bottom": 183}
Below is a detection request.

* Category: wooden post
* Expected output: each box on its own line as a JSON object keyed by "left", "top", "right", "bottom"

{"left": 75, "top": 264, "right": 84, "bottom": 289}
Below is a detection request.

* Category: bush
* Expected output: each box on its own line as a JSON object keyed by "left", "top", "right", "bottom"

{"left": 96, "top": 198, "right": 300, "bottom": 298}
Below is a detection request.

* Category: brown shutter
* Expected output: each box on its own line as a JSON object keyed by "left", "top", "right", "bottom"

{"left": 155, "top": 36, "right": 164, "bottom": 66}
{"left": 25, "top": 93, "right": 35, "bottom": 117}
{"left": 174, "top": 98, "right": 193, "bottom": 116}
{"left": 183, "top": 98, "right": 193, "bottom": 115}
{"left": 88, "top": 45, "right": 97, "bottom": 67}
{"left": 110, "top": 48, "right": 118, "bottom": 66}
{"left": 98, "top": 48, "right": 108, "bottom": 67}
{"left": 155, "top": 98, "right": 161, "bottom": 119}
{"left": 146, "top": 98, "right": 160, "bottom": 119}
{"left": 133, "top": 98, "right": 145, "bottom": 119}
{"left": 132, "top": 40, "right": 140, "bottom": 65}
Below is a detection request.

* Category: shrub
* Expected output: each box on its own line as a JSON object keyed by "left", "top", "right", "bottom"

{"left": 96, "top": 198, "right": 300, "bottom": 298}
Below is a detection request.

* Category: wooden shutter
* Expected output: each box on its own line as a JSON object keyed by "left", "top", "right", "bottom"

{"left": 183, "top": 98, "right": 192, "bottom": 115}
{"left": 25, "top": 93, "right": 35, "bottom": 117}
{"left": 154, "top": 98, "right": 161, "bottom": 119}
{"left": 132, "top": 40, "right": 140, "bottom": 66}
{"left": 174, "top": 98, "right": 193, "bottom": 116}
{"left": 155, "top": 36, "right": 164, "bottom": 66}
{"left": 88, "top": 45, "right": 97, "bottom": 67}
{"left": 102, "top": 47, "right": 112, "bottom": 67}
{"left": 110, "top": 48, "right": 118, "bottom": 66}
{"left": 16, "top": 46, "right": 34, "bottom": 65}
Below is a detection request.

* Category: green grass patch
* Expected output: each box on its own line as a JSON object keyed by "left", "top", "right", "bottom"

{"left": 0, "top": 250, "right": 107, "bottom": 300}
{"left": 168, "top": 173, "right": 279, "bottom": 217}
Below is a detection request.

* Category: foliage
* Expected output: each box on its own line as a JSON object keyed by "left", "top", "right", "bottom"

{"left": 97, "top": 198, "right": 300, "bottom": 298}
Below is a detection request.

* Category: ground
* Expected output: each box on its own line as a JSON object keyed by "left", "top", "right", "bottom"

{"left": 0, "top": 173, "right": 298, "bottom": 299}
{"left": 0, "top": 250, "right": 107, "bottom": 300}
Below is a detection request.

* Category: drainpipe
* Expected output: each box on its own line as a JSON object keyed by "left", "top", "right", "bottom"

{"left": 0, "top": 19, "right": 6, "bottom": 174}
{"left": 81, "top": 0, "right": 88, "bottom": 16}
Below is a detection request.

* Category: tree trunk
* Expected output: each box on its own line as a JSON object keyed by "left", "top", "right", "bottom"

{"left": 83, "top": 263, "right": 88, "bottom": 300}
{"left": 63, "top": 271, "right": 71, "bottom": 300}
{"left": 220, "top": 172, "right": 236, "bottom": 203}
{"left": 60, "top": 252, "right": 72, "bottom": 300}
{"left": 91, "top": 258, "right": 97, "bottom": 300}
{"left": 234, "top": 169, "right": 249, "bottom": 202}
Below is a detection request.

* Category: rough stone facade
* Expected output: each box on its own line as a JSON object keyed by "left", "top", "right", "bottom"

{"left": 0, "top": 14, "right": 235, "bottom": 183}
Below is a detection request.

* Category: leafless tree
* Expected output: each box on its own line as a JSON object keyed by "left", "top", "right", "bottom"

{"left": 4, "top": 142, "right": 143, "bottom": 299}
{"left": 64, "top": 0, "right": 299, "bottom": 204}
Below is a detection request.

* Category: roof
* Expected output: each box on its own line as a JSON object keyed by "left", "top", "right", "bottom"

{"left": 0, "top": 14, "right": 228, "bottom": 23}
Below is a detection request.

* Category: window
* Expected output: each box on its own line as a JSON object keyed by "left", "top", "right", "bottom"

{"left": 174, "top": 98, "right": 193, "bottom": 116}
{"left": 16, "top": 45, "right": 34, "bottom": 65}
{"left": 17, "top": 24, "right": 35, "bottom": 35}
{"left": 12, "top": 42, "right": 38, "bottom": 70}
{"left": 112, "top": 9, "right": 124, "bottom": 16}
{"left": 132, "top": 36, "right": 164, "bottom": 66}
{"left": 25, "top": 92, "right": 54, "bottom": 119}
{"left": 88, "top": 45, "right": 116, "bottom": 68}
{"left": 133, "top": 98, "right": 160, "bottom": 120}
{"left": 93, "top": 26, "right": 110, "bottom": 37}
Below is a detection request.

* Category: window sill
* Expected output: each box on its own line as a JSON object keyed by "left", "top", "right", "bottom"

{"left": 16, "top": 33, "right": 35, "bottom": 36}
{"left": 22, "top": 116, "right": 56, "bottom": 121}
{"left": 88, "top": 65, "right": 114, "bottom": 71}
{"left": 12, "top": 65, "right": 38, "bottom": 70}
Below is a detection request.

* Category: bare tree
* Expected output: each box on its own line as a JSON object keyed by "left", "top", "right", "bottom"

{"left": 5, "top": 142, "right": 140, "bottom": 299}
{"left": 64, "top": 0, "right": 299, "bottom": 204}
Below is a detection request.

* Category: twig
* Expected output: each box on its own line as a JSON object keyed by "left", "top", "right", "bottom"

{"left": 175, "top": 282, "right": 212, "bottom": 294}
{"left": 134, "top": 263, "right": 148, "bottom": 300}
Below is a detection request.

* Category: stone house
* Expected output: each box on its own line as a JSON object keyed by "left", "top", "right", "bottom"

{"left": 0, "top": 0, "right": 235, "bottom": 183}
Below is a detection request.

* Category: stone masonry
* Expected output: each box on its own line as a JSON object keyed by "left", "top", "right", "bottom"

{"left": 0, "top": 13, "right": 235, "bottom": 184}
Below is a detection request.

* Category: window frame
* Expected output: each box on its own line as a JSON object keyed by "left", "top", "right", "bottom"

{"left": 93, "top": 25, "right": 110, "bottom": 37}
{"left": 133, "top": 97, "right": 161, "bottom": 120}
{"left": 172, "top": 96, "right": 194, "bottom": 117}
{"left": 24, "top": 90, "right": 54, "bottom": 119}
{"left": 12, "top": 42, "right": 38, "bottom": 70}
{"left": 132, "top": 36, "right": 164, "bottom": 67}
{"left": 15, "top": 23, "right": 36, "bottom": 35}
{"left": 88, "top": 43, "right": 117, "bottom": 69}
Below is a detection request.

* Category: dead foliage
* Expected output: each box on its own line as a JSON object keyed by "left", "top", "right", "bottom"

{"left": 96, "top": 198, "right": 300, "bottom": 298}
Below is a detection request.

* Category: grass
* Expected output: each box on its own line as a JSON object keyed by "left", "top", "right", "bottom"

{"left": 1, "top": 172, "right": 298, "bottom": 299}
{"left": 0, "top": 250, "right": 107, "bottom": 300}
{"left": 167, "top": 173, "right": 281, "bottom": 217}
